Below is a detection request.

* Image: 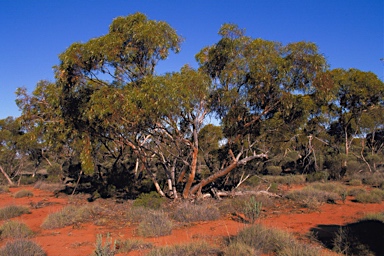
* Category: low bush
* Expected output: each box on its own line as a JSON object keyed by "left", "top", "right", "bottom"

{"left": 0, "top": 205, "right": 30, "bottom": 220}
{"left": 171, "top": 201, "right": 220, "bottom": 223}
{"left": 115, "top": 239, "right": 153, "bottom": 253}
{"left": 348, "top": 179, "right": 362, "bottom": 186}
{"left": 308, "top": 182, "right": 347, "bottom": 197}
{"left": 41, "top": 204, "right": 100, "bottom": 229}
{"left": 0, "top": 239, "right": 46, "bottom": 256}
{"left": 34, "top": 181, "right": 64, "bottom": 192}
{"left": 125, "top": 206, "right": 148, "bottom": 224}
{"left": 286, "top": 186, "right": 340, "bottom": 208}
{"left": 147, "top": 241, "right": 220, "bottom": 256}
{"left": 132, "top": 191, "right": 166, "bottom": 210}
{"left": 243, "top": 196, "right": 262, "bottom": 223}
{"left": 229, "top": 224, "right": 320, "bottom": 255}
{"left": 137, "top": 210, "right": 173, "bottom": 237}
{"left": 0, "top": 221, "right": 33, "bottom": 239}
{"left": 360, "top": 212, "right": 384, "bottom": 222}
{"left": 0, "top": 186, "right": 9, "bottom": 193}
{"left": 93, "top": 233, "right": 116, "bottom": 256}
{"left": 354, "top": 191, "right": 382, "bottom": 203}
{"left": 13, "top": 189, "right": 34, "bottom": 198}
{"left": 306, "top": 171, "right": 329, "bottom": 182}
{"left": 265, "top": 175, "right": 306, "bottom": 185}
{"left": 223, "top": 242, "right": 258, "bottom": 256}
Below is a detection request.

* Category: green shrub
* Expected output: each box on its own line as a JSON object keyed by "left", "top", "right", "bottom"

{"left": 348, "top": 179, "right": 362, "bottom": 186}
{"left": 133, "top": 191, "right": 166, "bottom": 210}
{"left": 125, "top": 206, "right": 148, "bottom": 224}
{"left": 230, "top": 224, "right": 319, "bottom": 255}
{"left": 265, "top": 175, "right": 306, "bottom": 185}
{"left": 354, "top": 191, "right": 382, "bottom": 203}
{"left": 243, "top": 196, "right": 262, "bottom": 223}
{"left": 306, "top": 171, "right": 329, "bottom": 182}
{"left": 0, "top": 205, "right": 30, "bottom": 220}
{"left": 0, "top": 221, "right": 33, "bottom": 239}
{"left": 348, "top": 187, "right": 366, "bottom": 197}
{"left": 223, "top": 242, "right": 258, "bottom": 256}
{"left": 34, "top": 181, "right": 64, "bottom": 192}
{"left": 137, "top": 210, "right": 173, "bottom": 237}
{"left": 0, "top": 186, "right": 9, "bottom": 193}
{"left": 93, "top": 233, "right": 116, "bottom": 256}
{"left": 286, "top": 186, "right": 340, "bottom": 208}
{"left": 115, "top": 239, "right": 153, "bottom": 253}
{"left": 171, "top": 202, "right": 220, "bottom": 223}
{"left": 18, "top": 176, "right": 37, "bottom": 185}
{"left": 266, "top": 166, "right": 282, "bottom": 176}
{"left": 41, "top": 205, "right": 99, "bottom": 229}
{"left": 308, "top": 182, "right": 347, "bottom": 197}
{"left": 245, "top": 176, "right": 261, "bottom": 186}
{"left": 13, "top": 189, "right": 34, "bottom": 198}
{"left": 0, "top": 239, "right": 46, "bottom": 256}
{"left": 147, "top": 241, "right": 220, "bottom": 256}
{"left": 360, "top": 212, "right": 384, "bottom": 222}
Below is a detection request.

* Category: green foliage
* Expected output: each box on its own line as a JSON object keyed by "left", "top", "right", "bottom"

{"left": 306, "top": 171, "right": 329, "bottom": 182}
{"left": 354, "top": 191, "right": 382, "bottom": 203}
{"left": 137, "top": 211, "right": 173, "bottom": 237}
{"left": 266, "top": 166, "right": 282, "bottom": 176}
{"left": 0, "top": 221, "right": 33, "bottom": 239}
{"left": 93, "top": 233, "right": 116, "bottom": 256}
{"left": 265, "top": 175, "right": 306, "bottom": 185}
{"left": 171, "top": 202, "right": 220, "bottom": 223}
{"left": 41, "top": 205, "right": 100, "bottom": 229}
{"left": 0, "top": 205, "right": 30, "bottom": 220}
{"left": 147, "top": 241, "right": 220, "bottom": 256}
{"left": 0, "top": 186, "right": 9, "bottom": 193}
{"left": 0, "top": 239, "right": 46, "bottom": 256}
{"left": 132, "top": 191, "right": 166, "bottom": 210}
{"left": 360, "top": 212, "right": 384, "bottom": 222}
{"left": 13, "top": 189, "right": 34, "bottom": 198}
{"left": 243, "top": 196, "right": 262, "bottom": 223}
{"left": 229, "top": 224, "right": 320, "bottom": 255}
{"left": 115, "top": 239, "right": 153, "bottom": 253}
{"left": 286, "top": 186, "right": 340, "bottom": 209}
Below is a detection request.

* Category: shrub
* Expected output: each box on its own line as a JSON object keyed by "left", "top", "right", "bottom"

{"left": 171, "top": 202, "right": 220, "bottom": 223}
{"left": 265, "top": 175, "right": 306, "bottom": 185}
{"left": 93, "top": 233, "right": 116, "bottom": 256}
{"left": 243, "top": 196, "right": 262, "bottom": 223}
{"left": 360, "top": 212, "right": 384, "bottom": 222}
{"left": 230, "top": 224, "right": 319, "bottom": 255}
{"left": 308, "top": 182, "right": 347, "bottom": 197}
{"left": 266, "top": 166, "right": 282, "bottom": 176}
{"left": 0, "top": 239, "right": 46, "bottom": 256}
{"left": 232, "top": 224, "right": 293, "bottom": 253}
{"left": 14, "top": 189, "right": 34, "bottom": 198}
{"left": 137, "top": 210, "right": 173, "bottom": 237}
{"left": 348, "top": 179, "right": 362, "bottom": 186}
{"left": 354, "top": 191, "right": 382, "bottom": 203}
{"left": 34, "top": 181, "right": 64, "bottom": 192}
{"left": 0, "top": 186, "right": 9, "bottom": 193}
{"left": 125, "top": 206, "right": 148, "bottom": 224}
{"left": 0, "top": 221, "right": 33, "bottom": 239}
{"left": 306, "top": 171, "right": 329, "bottom": 182}
{"left": 133, "top": 191, "right": 166, "bottom": 210}
{"left": 0, "top": 205, "right": 30, "bottom": 220}
{"left": 286, "top": 186, "right": 340, "bottom": 209}
{"left": 115, "top": 239, "right": 153, "bottom": 253}
{"left": 147, "top": 241, "right": 220, "bottom": 256}
{"left": 41, "top": 205, "right": 99, "bottom": 229}
{"left": 223, "top": 242, "right": 258, "bottom": 256}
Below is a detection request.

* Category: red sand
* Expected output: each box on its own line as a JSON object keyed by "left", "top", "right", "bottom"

{"left": 0, "top": 186, "right": 382, "bottom": 256}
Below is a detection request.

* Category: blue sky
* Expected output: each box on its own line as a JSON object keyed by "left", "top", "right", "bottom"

{"left": 1, "top": 0, "right": 383, "bottom": 119}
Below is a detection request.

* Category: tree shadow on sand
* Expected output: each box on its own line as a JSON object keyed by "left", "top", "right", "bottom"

{"left": 310, "top": 220, "right": 384, "bottom": 255}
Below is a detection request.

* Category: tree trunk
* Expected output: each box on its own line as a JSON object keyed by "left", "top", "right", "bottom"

{"left": 0, "top": 165, "right": 14, "bottom": 186}
{"left": 182, "top": 146, "right": 198, "bottom": 198}
{"left": 190, "top": 152, "right": 267, "bottom": 195}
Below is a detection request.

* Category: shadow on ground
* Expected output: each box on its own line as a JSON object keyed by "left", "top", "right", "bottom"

{"left": 310, "top": 220, "right": 384, "bottom": 255}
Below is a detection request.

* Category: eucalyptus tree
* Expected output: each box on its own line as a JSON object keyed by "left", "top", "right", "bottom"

{"left": 55, "top": 13, "right": 182, "bottom": 195}
{"left": 194, "top": 24, "right": 327, "bottom": 189}
{"left": 313, "top": 69, "right": 384, "bottom": 176}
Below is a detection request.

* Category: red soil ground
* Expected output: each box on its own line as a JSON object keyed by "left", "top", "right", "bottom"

{"left": 0, "top": 185, "right": 382, "bottom": 256}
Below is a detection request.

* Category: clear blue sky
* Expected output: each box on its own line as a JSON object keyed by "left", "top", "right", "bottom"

{"left": 1, "top": 0, "right": 383, "bottom": 119}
